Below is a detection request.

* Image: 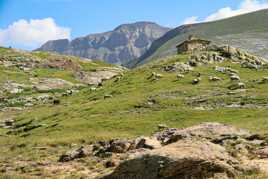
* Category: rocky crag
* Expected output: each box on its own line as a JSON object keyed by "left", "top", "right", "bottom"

{"left": 36, "top": 22, "right": 170, "bottom": 65}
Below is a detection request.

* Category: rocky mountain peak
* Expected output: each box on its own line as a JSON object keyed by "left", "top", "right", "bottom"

{"left": 36, "top": 21, "right": 170, "bottom": 65}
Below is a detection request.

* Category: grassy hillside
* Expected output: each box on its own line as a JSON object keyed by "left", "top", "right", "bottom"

{"left": 1, "top": 45, "right": 268, "bottom": 178}
{"left": 130, "top": 9, "right": 268, "bottom": 67}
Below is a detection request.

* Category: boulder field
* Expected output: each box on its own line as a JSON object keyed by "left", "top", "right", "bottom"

{"left": 59, "top": 123, "right": 268, "bottom": 179}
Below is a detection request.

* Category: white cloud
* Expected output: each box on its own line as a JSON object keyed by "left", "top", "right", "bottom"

{"left": 182, "top": 16, "right": 199, "bottom": 25}
{"left": 182, "top": 0, "right": 268, "bottom": 24}
{"left": 0, "top": 18, "right": 71, "bottom": 49}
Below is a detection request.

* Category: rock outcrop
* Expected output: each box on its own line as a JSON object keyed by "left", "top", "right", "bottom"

{"left": 75, "top": 67, "right": 124, "bottom": 86}
{"left": 188, "top": 45, "right": 267, "bottom": 69}
{"left": 103, "top": 140, "right": 239, "bottom": 179}
{"left": 98, "top": 123, "right": 268, "bottom": 179}
{"left": 31, "top": 78, "right": 73, "bottom": 92}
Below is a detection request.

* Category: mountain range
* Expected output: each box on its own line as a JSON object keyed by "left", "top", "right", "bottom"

{"left": 131, "top": 9, "right": 268, "bottom": 67}
{"left": 37, "top": 10, "right": 268, "bottom": 68}
{"left": 36, "top": 22, "right": 170, "bottom": 65}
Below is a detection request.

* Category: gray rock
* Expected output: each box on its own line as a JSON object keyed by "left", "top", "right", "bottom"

{"left": 215, "top": 66, "right": 239, "bottom": 75}
{"left": 58, "top": 146, "right": 88, "bottom": 162}
{"left": 36, "top": 22, "right": 170, "bottom": 65}
{"left": 241, "top": 62, "right": 261, "bottom": 70}
{"left": 76, "top": 68, "right": 123, "bottom": 85}
{"left": 155, "top": 122, "right": 250, "bottom": 145}
{"left": 31, "top": 78, "right": 73, "bottom": 92}
{"left": 102, "top": 139, "right": 239, "bottom": 179}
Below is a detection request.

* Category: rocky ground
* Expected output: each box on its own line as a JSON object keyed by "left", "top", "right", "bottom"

{"left": 1, "top": 44, "right": 268, "bottom": 178}
{"left": 42, "top": 123, "right": 268, "bottom": 179}
{"left": 0, "top": 48, "right": 124, "bottom": 114}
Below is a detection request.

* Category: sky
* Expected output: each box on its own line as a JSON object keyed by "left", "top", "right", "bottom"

{"left": 0, "top": 0, "right": 268, "bottom": 50}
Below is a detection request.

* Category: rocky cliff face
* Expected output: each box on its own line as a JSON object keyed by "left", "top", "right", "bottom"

{"left": 36, "top": 22, "right": 170, "bottom": 65}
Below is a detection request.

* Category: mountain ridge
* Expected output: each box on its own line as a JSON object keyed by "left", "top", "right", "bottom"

{"left": 130, "top": 9, "right": 268, "bottom": 67}
{"left": 36, "top": 21, "right": 170, "bottom": 65}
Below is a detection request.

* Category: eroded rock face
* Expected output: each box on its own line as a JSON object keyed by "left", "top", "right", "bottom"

{"left": 102, "top": 139, "right": 239, "bottom": 179}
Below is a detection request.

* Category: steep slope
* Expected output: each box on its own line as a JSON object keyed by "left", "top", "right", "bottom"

{"left": 1, "top": 44, "right": 268, "bottom": 178}
{"left": 36, "top": 22, "right": 170, "bottom": 65}
{"left": 131, "top": 9, "right": 268, "bottom": 67}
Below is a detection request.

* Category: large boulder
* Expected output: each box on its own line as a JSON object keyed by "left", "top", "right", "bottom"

{"left": 102, "top": 139, "right": 240, "bottom": 179}
{"left": 58, "top": 146, "right": 89, "bottom": 162}
{"left": 31, "top": 78, "right": 73, "bottom": 92}
{"left": 154, "top": 122, "right": 250, "bottom": 145}
{"left": 164, "top": 62, "right": 193, "bottom": 73}
{"left": 76, "top": 68, "right": 123, "bottom": 85}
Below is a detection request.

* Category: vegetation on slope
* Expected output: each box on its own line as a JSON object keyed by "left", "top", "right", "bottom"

{"left": 0, "top": 45, "right": 268, "bottom": 177}
{"left": 131, "top": 9, "right": 268, "bottom": 67}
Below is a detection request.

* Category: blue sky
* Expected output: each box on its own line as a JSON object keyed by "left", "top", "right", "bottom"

{"left": 0, "top": 0, "right": 268, "bottom": 50}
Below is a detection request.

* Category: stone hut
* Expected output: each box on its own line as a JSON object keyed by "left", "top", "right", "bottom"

{"left": 176, "top": 35, "right": 211, "bottom": 54}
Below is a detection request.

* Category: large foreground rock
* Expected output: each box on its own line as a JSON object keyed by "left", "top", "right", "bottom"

{"left": 102, "top": 139, "right": 239, "bottom": 179}
{"left": 57, "top": 123, "right": 268, "bottom": 178}
{"left": 99, "top": 123, "right": 267, "bottom": 179}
